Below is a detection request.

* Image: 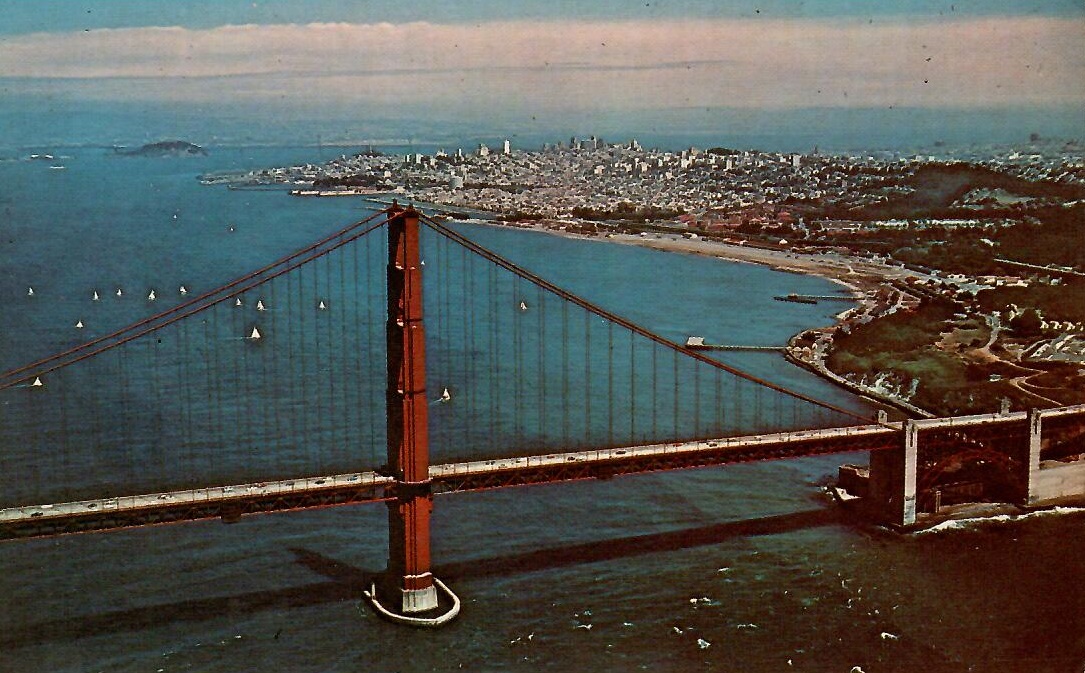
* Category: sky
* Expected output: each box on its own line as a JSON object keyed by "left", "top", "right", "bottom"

{"left": 0, "top": 1, "right": 1082, "bottom": 148}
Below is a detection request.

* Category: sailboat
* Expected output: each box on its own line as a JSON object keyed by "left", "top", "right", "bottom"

{"left": 179, "top": 285, "right": 188, "bottom": 296}
{"left": 92, "top": 290, "right": 99, "bottom": 301}
{"left": 31, "top": 377, "right": 43, "bottom": 387}
{"left": 318, "top": 300, "right": 327, "bottom": 310}
{"left": 26, "top": 287, "right": 34, "bottom": 297}
{"left": 116, "top": 288, "right": 123, "bottom": 297}
{"left": 439, "top": 387, "right": 451, "bottom": 403}
{"left": 75, "top": 320, "right": 83, "bottom": 329}
{"left": 147, "top": 290, "right": 156, "bottom": 301}
{"left": 256, "top": 300, "right": 267, "bottom": 311}
{"left": 235, "top": 297, "right": 243, "bottom": 307}
{"left": 519, "top": 301, "right": 528, "bottom": 311}
{"left": 248, "top": 326, "right": 261, "bottom": 340}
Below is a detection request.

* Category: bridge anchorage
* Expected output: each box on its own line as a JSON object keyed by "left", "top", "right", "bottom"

{"left": 365, "top": 203, "right": 460, "bottom": 626}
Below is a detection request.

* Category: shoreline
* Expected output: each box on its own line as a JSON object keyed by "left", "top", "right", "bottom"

{"left": 449, "top": 216, "right": 932, "bottom": 416}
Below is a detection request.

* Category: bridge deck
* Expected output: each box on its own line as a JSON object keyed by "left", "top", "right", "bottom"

{"left": 0, "top": 422, "right": 899, "bottom": 540}
{"left": 3, "top": 403, "right": 1082, "bottom": 541}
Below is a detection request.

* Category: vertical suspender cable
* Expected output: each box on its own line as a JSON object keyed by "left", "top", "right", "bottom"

{"left": 715, "top": 368, "right": 723, "bottom": 436}
{"left": 245, "top": 288, "right": 255, "bottom": 469}
{"left": 607, "top": 319, "right": 614, "bottom": 447}
{"left": 178, "top": 317, "right": 190, "bottom": 487}
{"left": 513, "top": 275, "right": 523, "bottom": 451}
{"left": 693, "top": 358, "right": 701, "bottom": 438}
{"left": 58, "top": 369, "right": 70, "bottom": 502}
{"left": 314, "top": 256, "right": 326, "bottom": 470}
{"left": 266, "top": 276, "right": 279, "bottom": 468}
{"left": 285, "top": 270, "right": 298, "bottom": 468}
{"left": 119, "top": 340, "right": 134, "bottom": 486}
{"left": 562, "top": 301, "right": 569, "bottom": 448}
{"left": 351, "top": 232, "right": 362, "bottom": 464}
{"left": 230, "top": 291, "right": 241, "bottom": 473}
{"left": 488, "top": 262, "right": 497, "bottom": 454}
{"left": 672, "top": 349, "right": 679, "bottom": 440}
{"left": 323, "top": 251, "right": 336, "bottom": 469}
{"left": 367, "top": 228, "right": 378, "bottom": 465}
{"left": 538, "top": 283, "right": 545, "bottom": 443}
{"left": 151, "top": 337, "right": 163, "bottom": 488}
{"left": 584, "top": 310, "right": 592, "bottom": 447}
{"left": 461, "top": 242, "right": 471, "bottom": 456}
{"left": 755, "top": 384, "right": 763, "bottom": 433}
{"left": 629, "top": 328, "right": 636, "bottom": 443}
{"left": 204, "top": 315, "right": 217, "bottom": 479}
{"left": 651, "top": 341, "right": 658, "bottom": 440}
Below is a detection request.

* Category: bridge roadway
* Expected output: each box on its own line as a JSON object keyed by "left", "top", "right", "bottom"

{"left": 2, "top": 405, "right": 1081, "bottom": 541}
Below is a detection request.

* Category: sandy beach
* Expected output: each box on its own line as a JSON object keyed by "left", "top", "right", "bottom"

{"left": 465, "top": 219, "right": 937, "bottom": 415}
{"left": 473, "top": 218, "right": 918, "bottom": 295}
{"left": 605, "top": 232, "right": 887, "bottom": 295}
{"left": 487, "top": 220, "right": 919, "bottom": 307}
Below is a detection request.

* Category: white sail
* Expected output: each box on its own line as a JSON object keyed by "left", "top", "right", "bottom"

{"left": 116, "top": 288, "right": 123, "bottom": 297}
{"left": 92, "top": 290, "right": 99, "bottom": 301}
{"left": 440, "top": 387, "right": 451, "bottom": 402}
{"left": 256, "top": 300, "right": 267, "bottom": 311}
{"left": 249, "top": 326, "right": 261, "bottom": 340}
{"left": 147, "top": 290, "right": 156, "bottom": 301}
{"left": 318, "top": 300, "right": 327, "bottom": 310}
{"left": 179, "top": 285, "right": 188, "bottom": 295}
{"left": 235, "top": 297, "right": 243, "bottom": 307}
{"left": 519, "top": 301, "right": 528, "bottom": 311}
{"left": 31, "top": 377, "right": 43, "bottom": 387}
{"left": 26, "top": 287, "right": 34, "bottom": 297}
{"left": 75, "top": 320, "right": 83, "bottom": 329}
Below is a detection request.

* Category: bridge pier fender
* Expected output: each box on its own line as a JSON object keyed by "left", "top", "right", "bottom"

{"left": 383, "top": 491, "right": 439, "bottom": 613}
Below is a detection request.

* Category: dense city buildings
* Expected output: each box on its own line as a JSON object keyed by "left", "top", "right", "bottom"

{"left": 214, "top": 135, "right": 1085, "bottom": 415}
{"left": 224, "top": 135, "right": 1083, "bottom": 232}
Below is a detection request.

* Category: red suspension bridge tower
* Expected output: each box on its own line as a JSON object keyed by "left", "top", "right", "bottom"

{"left": 366, "top": 204, "right": 460, "bottom": 625}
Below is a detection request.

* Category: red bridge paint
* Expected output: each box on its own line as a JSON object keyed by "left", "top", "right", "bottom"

{"left": 383, "top": 205, "right": 440, "bottom": 615}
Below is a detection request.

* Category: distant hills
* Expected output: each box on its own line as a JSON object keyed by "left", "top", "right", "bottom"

{"left": 115, "top": 140, "right": 207, "bottom": 157}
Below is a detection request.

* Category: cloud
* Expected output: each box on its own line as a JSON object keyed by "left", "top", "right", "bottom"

{"left": 0, "top": 18, "right": 1081, "bottom": 109}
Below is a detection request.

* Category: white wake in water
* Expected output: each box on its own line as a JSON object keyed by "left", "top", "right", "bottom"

{"left": 916, "top": 506, "right": 1085, "bottom": 534}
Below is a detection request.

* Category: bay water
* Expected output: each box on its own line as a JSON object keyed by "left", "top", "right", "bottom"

{"left": 0, "top": 146, "right": 1081, "bottom": 672}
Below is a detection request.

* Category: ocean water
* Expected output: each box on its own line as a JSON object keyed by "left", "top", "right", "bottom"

{"left": 0, "top": 146, "right": 1082, "bottom": 672}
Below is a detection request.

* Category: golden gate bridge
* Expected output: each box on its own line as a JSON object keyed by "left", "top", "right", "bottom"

{"left": 1, "top": 205, "right": 1082, "bottom": 625}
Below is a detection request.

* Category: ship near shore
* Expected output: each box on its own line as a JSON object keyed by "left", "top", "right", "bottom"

{"left": 289, "top": 187, "right": 391, "bottom": 197}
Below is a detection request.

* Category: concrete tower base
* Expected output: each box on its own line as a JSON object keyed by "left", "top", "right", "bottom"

{"left": 364, "top": 577, "right": 460, "bottom": 627}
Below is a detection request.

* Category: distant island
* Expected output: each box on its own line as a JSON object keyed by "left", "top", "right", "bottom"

{"left": 115, "top": 140, "right": 207, "bottom": 157}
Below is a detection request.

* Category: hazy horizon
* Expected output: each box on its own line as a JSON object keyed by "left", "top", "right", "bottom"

{"left": 1, "top": 97, "right": 1081, "bottom": 156}
{"left": 0, "top": 1, "right": 1081, "bottom": 153}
